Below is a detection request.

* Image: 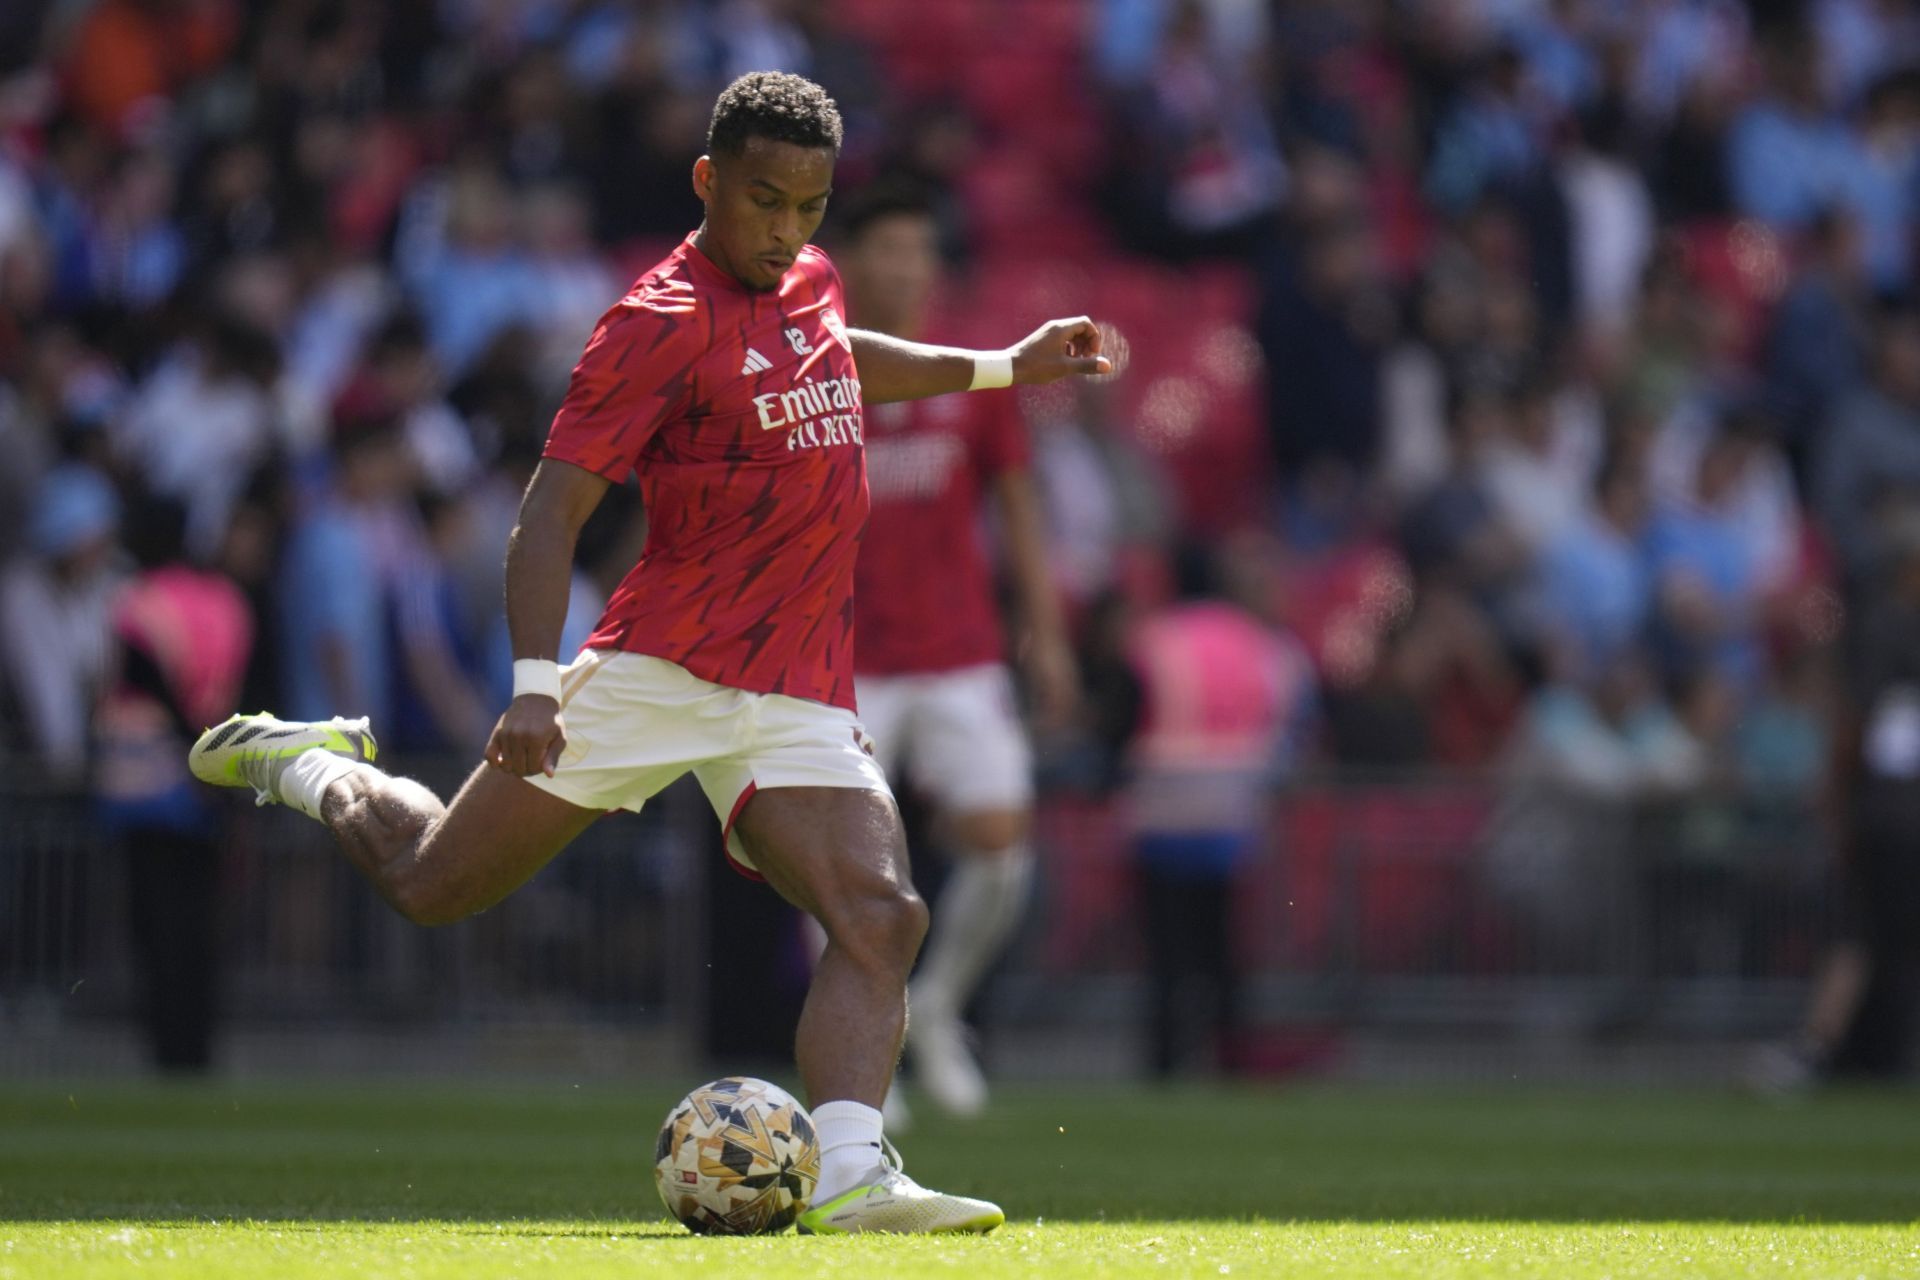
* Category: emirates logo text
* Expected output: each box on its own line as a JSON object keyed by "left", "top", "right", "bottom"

{"left": 752, "top": 375, "right": 864, "bottom": 452}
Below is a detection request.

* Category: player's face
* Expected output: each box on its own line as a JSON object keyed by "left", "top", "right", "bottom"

{"left": 843, "top": 212, "right": 940, "bottom": 336}
{"left": 693, "top": 137, "right": 835, "bottom": 292}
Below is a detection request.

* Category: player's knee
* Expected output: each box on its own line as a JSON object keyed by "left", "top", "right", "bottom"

{"left": 950, "top": 808, "right": 1029, "bottom": 854}
{"left": 388, "top": 865, "right": 473, "bottom": 928}
{"left": 820, "top": 877, "right": 928, "bottom": 973}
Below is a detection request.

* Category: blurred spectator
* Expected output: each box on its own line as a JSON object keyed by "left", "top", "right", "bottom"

{"left": 1736, "top": 650, "right": 1832, "bottom": 805}
{"left": 1478, "top": 378, "right": 1602, "bottom": 556}
{"left": 1851, "top": 71, "right": 1920, "bottom": 291}
{"left": 589, "top": 87, "right": 712, "bottom": 245}
{"left": 1559, "top": 103, "right": 1654, "bottom": 342}
{"left": 1027, "top": 379, "right": 1173, "bottom": 610}
{"left": 1426, "top": 43, "right": 1549, "bottom": 217}
{"left": 93, "top": 495, "right": 250, "bottom": 1072}
{"left": 709, "top": 0, "right": 813, "bottom": 83}
{"left": 1398, "top": 387, "right": 1533, "bottom": 639}
{"left": 1727, "top": 26, "right": 1862, "bottom": 233}
{"left": 1630, "top": 0, "right": 1749, "bottom": 127}
{"left": 116, "top": 310, "right": 282, "bottom": 557}
{"left": 1816, "top": 0, "right": 1920, "bottom": 110}
{"left": 1103, "top": 0, "right": 1285, "bottom": 257}
{"left": 1815, "top": 304, "right": 1920, "bottom": 585}
{"left": 387, "top": 490, "right": 495, "bottom": 754}
{"left": 1258, "top": 219, "right": 1390, "bottom": 478}
{"left": 277, "top": 410, "right": 415, "bottom": 728}
{"left": 1647, "top": 67, "right": 1738, "bottom": 222}
{"left": 1377, "top": 277, "right": 1467, "bottom": 503}
{"left": 395, "top": 163, "right": 541, "bottom": 376}
{"left": 1536, "top": 451, "right": 1653, "bottom": 681}
{"left": 0, "top": 464, "right": 123, "bottom": 782}
{"left": 521, "top": 183, "right": 622, "bottom": 387}
{"left": 1761, "top": 209, "right": 1870, "bottom": 461}
{"left": 1486, "top": 652, "right": 1707, "bottom": 985}
{"left": 336, "top": 313, "right": 478, "bottom": 497}
{"left": 1722, "top": 23, "right": 1920, "bottom": 296}
{"left": 180, "top": 136, "right": 284, "bottom": 276}
{"left": 1514, "top": 660, "right": 1704, "bottom": 801}
{"left": 1122, "top": 535, "right": 1314, "bottom": 1078}
{"left": 1646, "top": 424, "right": 1780, "bottom": 690}
{"left": 86, "top": 147, "right": 186, "bottom": 308}
{"left": 59, "top": 0, "right": 238, "bottom": 137}
{"left": 1650, "top": 400, "right": 1801, "bottom": 590}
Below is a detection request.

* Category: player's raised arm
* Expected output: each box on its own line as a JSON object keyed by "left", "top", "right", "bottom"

{"left": 849, "top": 317, "right": 1113, "bottom": 404}
{"left": 492, "top": 458, "right": 611, "bottom": 778}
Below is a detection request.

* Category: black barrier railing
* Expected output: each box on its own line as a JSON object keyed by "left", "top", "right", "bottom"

{"left": 1008, "top": 775, "right": 1830, "bottom": 1042}
{"left": 0, "top": 760, "right": 1832, "bottom": 1074}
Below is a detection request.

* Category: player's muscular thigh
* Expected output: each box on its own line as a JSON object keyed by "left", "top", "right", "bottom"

{"left": 733, "top": 787, "right": 925, "bottom": 962}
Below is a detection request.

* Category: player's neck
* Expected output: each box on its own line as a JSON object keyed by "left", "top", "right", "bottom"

{"left": 688, "top": 225, "right": 753, "bottom": 290}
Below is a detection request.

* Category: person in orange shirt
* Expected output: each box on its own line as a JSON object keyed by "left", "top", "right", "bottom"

{"left": 61, "top": 0, "right": 237, "bottom": 137}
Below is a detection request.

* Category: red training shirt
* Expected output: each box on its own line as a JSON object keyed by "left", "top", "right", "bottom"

{"left": 542, "top": 235, "right": 868, "bottom": 710}
{"left": 854, "top": 384, "right": 1029, "bottom": 675}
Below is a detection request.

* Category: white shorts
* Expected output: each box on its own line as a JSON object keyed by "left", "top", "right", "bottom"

{"left": 525, "top": 650, "right": 891, "bottom": 878}
{"left": 855, "top": 663, "right": 1034, "bottom": 815}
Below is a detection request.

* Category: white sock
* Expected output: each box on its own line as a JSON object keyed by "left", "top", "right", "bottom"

{"left": 812, "top": 1099, "right": 886, "bottom": 1202}
{"left": 912, "top": 846, "right": 1034, "bottom": 1017}
{"left": 281, "top": 751, "right": 376, "bottom": 822}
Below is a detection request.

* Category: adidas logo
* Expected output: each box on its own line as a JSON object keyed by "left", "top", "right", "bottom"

{"left": 741, "top": 348, "right": 773, "bottom": 376}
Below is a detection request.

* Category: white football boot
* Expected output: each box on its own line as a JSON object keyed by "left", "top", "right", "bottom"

{"left": 189, "top": 712, "right": 377, "bottom": 807}
{"left": 796, "top": 1141, "right": 1003, "bottom": 1235}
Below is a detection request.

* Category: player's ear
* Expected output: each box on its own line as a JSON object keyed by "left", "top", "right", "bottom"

{"left": 692, "top": 156, "right": 716, "bottom": 205}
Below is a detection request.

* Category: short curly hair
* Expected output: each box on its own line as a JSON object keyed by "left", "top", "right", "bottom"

{"left": 708, "top": 72, "right": 844, "bottom": 158}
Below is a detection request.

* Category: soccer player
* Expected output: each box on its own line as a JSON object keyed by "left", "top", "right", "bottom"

{"left": 187, "top": 72, "right": 1108, "bottom": 1234}
{"left": 837, "top": 186, "right": 1077, "bottom": 1117}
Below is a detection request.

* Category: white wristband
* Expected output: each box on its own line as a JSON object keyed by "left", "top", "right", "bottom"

{"left": 969, "top": 352, "right": 1014, "bottom": 391}
{"left": 512, "top": 658, "right": 562, "bottom": 703}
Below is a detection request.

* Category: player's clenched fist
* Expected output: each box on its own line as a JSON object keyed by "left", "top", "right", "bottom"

{"left": 1010, "top": 317, "right": 1113, "bottom": 384}
{"left": 487, "top": 695, "right": 567, "bottom": 778}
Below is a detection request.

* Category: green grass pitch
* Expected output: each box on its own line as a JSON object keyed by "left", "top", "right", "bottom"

{"left": 3, "top": 1080, "right": 1917, "bottom": 1278}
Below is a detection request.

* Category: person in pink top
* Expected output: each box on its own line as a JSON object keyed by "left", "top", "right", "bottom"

{"left": 95, "top": 495, "right": 253, "bottom": 1071}
{"left": 1123, "top": 536, "right": 1315, "bottom": 1078}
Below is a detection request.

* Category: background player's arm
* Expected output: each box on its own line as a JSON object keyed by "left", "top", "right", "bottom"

{"left": 994, "top": 467, "right": 1079, "bottom": 729}
{"left": 850, "top": 317, "right": 1112, "bottom": 404}
{"left": 490, "top": 459, "right": 612, "bottom": 777}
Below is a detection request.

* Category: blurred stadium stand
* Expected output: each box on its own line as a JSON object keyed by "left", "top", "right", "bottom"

{"left": 8, "top": 0, "right": 1920, "bottom": 1081}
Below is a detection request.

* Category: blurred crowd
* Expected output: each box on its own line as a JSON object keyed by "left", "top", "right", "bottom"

{"left": 8, "top": 0, "right": 1920, "bottom": 1080}
{"left": 5, "top": 0, "right": 1920, "bottom": 823}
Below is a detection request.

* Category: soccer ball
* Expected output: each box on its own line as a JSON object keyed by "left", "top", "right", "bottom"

{"left": 653, "top": 1076, "right": 820, "bottom": 1235}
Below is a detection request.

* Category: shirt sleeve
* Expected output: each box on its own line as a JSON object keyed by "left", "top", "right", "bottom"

{"left": 972, "top": 390, "right": 1031, "bottom": 478}
{"left": 541, "top": 298, "right": 691, "bottom": 482}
